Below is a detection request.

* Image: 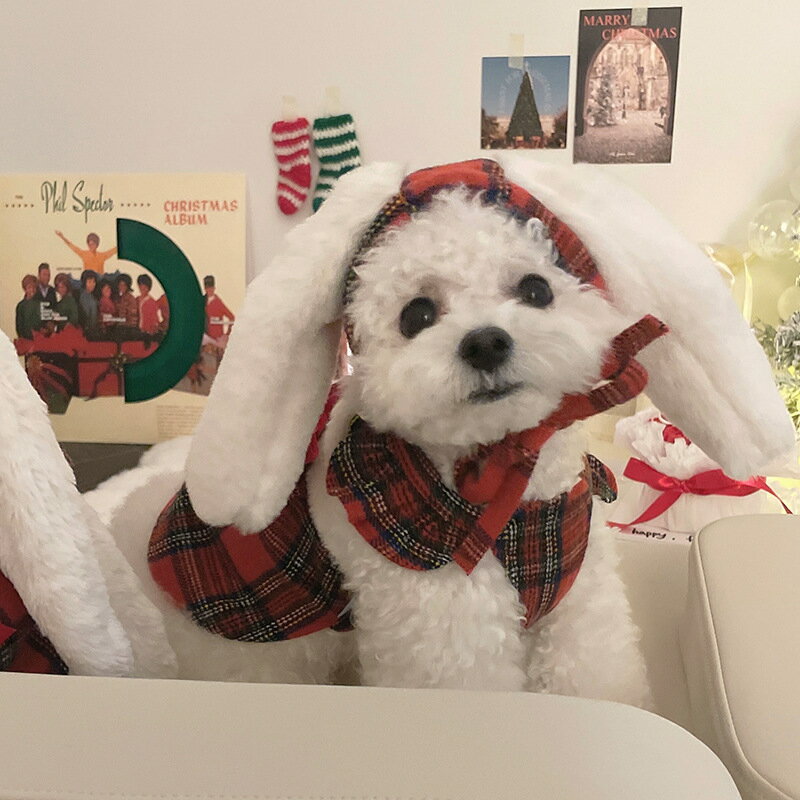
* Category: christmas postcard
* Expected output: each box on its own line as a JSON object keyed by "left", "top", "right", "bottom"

{"left": 0, "top": 173, "right": 246, "bottom": 444}
{"left": 574, "top": 7, "right": 683, "bottom": 164}
{"left": 481, "top": 56, "right": 570, "bottom": 150}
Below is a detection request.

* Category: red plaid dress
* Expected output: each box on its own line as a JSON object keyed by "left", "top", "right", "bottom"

{"left": 148, "top": 412, "right": 618, "bottom": 641}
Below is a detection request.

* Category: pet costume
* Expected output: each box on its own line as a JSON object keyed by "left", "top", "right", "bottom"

{"left": 149, "top": 160, "right": 667, "bottom": 642}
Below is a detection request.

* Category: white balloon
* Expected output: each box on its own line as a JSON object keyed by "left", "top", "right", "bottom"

{"left": 748, "top": 200, "right": 800, "bottom": 261}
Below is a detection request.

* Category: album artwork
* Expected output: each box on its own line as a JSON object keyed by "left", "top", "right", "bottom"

{"left": 0, "top": 173, "right": 246, "bottom": 443}
{"left": 481, "top": 55, "right": 570, "bottom": 150}
{"left": 574, "top": 7, "right": 683, "bottom": 164}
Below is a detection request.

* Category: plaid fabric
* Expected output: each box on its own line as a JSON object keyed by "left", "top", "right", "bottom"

{"left": 438, "top": 316, "right": 665, "bottom": 571}
{"left": 0, "top": 570, "right": 68, "bottom": 674}
{"left": 327, "top": 416, "right": 618, "bottom": 627}
{"left": 149, "top": 476, "right": 353, "bottom": 642}
{"left": 540, "top": 315, "right": 667, "bottom": 433}
{"left": 343, "top": 159, "right": 606, "bottom": 341}
{"left": 147, "top": 315, "right": 663, "bottom": 643}
{"left": 149, "top": 416, "right": 617, "bottom": 642}
{"left": 147, "top": 314, "right": 662, "bottom": 642}
{"left": 495, "top": 461, "right": 617, "bottom": 626}
{"left": 148, "top": 313, "right": 662, "bottom": 642}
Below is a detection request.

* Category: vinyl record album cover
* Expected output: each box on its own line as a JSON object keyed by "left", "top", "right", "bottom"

{"left": 0, "top": 173, "right": 246, "bottom": 443}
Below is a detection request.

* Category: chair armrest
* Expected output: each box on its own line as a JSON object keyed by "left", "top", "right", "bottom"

{"left": 681, "top": 514, "right": 800, "bottom": 800}
{"left": 0, "top": 673, "right": 739, "bottom": 799}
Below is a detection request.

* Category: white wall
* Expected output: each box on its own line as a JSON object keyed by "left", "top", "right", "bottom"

{"left": 2, "top": 0, "right": 799, "bottom": 280}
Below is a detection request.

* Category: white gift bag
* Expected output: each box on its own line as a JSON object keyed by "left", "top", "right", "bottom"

{"left": 611, "top": 409, "right": 788, "bottom": 535}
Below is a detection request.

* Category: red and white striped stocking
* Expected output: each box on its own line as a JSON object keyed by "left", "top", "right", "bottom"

{"left": 270, "top": 117, "right": 311, "bottom": 215}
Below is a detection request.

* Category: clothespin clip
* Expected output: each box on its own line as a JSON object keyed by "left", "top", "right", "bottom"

{"left": 631, "top": 7, "right": 649, "bottom": 27}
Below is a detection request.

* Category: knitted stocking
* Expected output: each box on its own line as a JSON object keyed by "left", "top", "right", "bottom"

{"left": 311, "top": 113, "right": 361, "bottom": 211}
{"left": 271, "top": 117, "right": 312, "bottom": 215}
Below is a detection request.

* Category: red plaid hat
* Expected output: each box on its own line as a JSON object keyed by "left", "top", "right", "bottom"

{"left": 343, "top": 159, "right": 607, "bottom": 330}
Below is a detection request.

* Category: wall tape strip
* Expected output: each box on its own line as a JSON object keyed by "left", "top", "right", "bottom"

{"left": 508, "top": 34, "right": 524, "bottom": 70}
{"left": 281, "top": 95, "right": 299, "bottom": 122}
{"left": 324, "top": 86, "right": 341, "bottom": 116}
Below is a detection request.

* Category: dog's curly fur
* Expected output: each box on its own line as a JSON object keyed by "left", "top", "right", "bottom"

{"left": 81, "top": 159, "right": 793, "bottom": 700}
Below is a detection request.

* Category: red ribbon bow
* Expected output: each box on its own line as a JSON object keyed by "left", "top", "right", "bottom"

{"left": 609, "top": 457, "right": 791, "bottom": 528}
{"left": 451, "top": 315, "right": 667, "bottom": 571}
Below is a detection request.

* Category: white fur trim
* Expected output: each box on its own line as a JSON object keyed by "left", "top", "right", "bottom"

{"left": 496, "top": 155, "right": 795, "bottom": 477}
{"left": 78, "top": 500, "right": 178, "bottom": 677}
{"left": 0, "top": 332, "right": 134, "bottom": 675}
{"left": 185, "top": 162, "right": 405, "bottom": 531}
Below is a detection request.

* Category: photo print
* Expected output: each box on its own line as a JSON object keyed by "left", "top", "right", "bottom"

{"left": 481, "top": 55, "right": 570, "bottom": 150}
{"left": 574, "top": 7, "right": 683, "bottom": 163}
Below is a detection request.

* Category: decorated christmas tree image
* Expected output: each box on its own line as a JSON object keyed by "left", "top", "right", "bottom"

{"left": 480, "top": 56, "right": 569, "bottom": 150}
{"left": 591, "top": 67, "right": 616, "bottom": 127}
{"left": 506, "top": 70, "right": 543, "bottom": 144}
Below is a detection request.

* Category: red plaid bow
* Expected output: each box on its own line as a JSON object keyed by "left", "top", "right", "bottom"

{"left": 452, "top": 315, "right": 667, "bottom": 572}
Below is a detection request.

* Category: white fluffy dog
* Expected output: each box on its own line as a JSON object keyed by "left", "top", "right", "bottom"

{"left": 88, "top": 156, "right": 792, "bottom": 702}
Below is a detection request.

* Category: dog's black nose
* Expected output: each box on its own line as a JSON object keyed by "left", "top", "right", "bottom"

{"left": 458, "top": 327, "right": 513, "bottom": 372}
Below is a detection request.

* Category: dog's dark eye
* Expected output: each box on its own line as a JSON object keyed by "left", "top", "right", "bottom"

{"left": 516, "top": 274, "right": 553, "bottom": 308}
{"left": 399, "top": 297, "right": 438, "bottom": 339}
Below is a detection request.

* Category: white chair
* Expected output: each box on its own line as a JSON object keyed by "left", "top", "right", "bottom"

{"left": 681, "top": 515, "right": 800, "bottom": 800}
{"left": 617, "top": 514, "right": 800, "bottom": 800}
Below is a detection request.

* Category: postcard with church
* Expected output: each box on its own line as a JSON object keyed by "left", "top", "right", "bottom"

{"left": 574, "top": 7, "right": 683, "bottom": 164}
{"left": 0, "top": 173, "right": 246, "bottom": 444}
{"left": 481, "top": 56, "right": 570, "bottom": 150}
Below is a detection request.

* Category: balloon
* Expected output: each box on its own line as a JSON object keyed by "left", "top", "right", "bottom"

{"left": 745, "top": 255, "right": 800, "bottom": 326}
{"left": 702, "top": 242, "right": 745, "bottom": 283}
{"left": 778, "top": 281, "right": 800, "bottom": 321}
{"left": 748, "top": 200, "right": 800, "bottom": 261}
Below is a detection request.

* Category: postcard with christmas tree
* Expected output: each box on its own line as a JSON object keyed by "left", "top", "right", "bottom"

{"left": 481, "top": 56, "right": 570, "bottom": 150}
{"left": 574, "top": 7, "right": 683, "bottom": 164}
{"left": 0, "top": 173, "right": 246, "bottom": 444}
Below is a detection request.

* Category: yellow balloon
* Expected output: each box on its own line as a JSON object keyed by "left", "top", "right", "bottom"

{"left": 746, "top": 255, "right": 800, "bottom": 326}
{"left": 702, "top": 242, "right": 745, "bottom": 287}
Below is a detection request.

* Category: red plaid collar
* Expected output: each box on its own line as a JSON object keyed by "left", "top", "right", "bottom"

{"left": 327, "top": 417, "right": 618, "bottom": 626}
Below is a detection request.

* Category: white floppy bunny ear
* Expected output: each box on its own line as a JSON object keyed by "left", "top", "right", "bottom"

{"left": 497, "top": 155, "right": 795, "bottom": 478}
{"left": 0, "top": 332, "right": 170, "bottom": 676}
{"left": 186, "top": 162, "right": 405, "bottom": 532}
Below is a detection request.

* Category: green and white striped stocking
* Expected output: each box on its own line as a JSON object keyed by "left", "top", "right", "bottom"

{"left": 311, "top": 113, "right": 361, "bottom": 211}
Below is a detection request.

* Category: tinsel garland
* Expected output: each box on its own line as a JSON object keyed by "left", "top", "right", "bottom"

{"left": 754, "top": 312, "right": 800, "bottom": 430}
